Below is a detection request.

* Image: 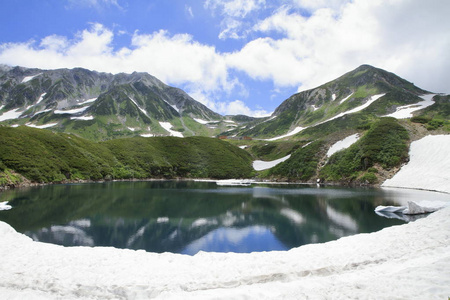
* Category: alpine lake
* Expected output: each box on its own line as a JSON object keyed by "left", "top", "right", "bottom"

{"left": 0, "top": 180, "right": 440, "bottom": 255}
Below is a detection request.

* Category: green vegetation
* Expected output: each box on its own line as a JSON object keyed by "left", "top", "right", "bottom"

{"left": 265, "top": 141, "right": 325, "bottom": 181}
{"left": 320, "top": 118, "right": 409, "bottom": 183}
{"left": 0, "top": 169, "right": 23, "bottom": 186}
{"left": 0, "top": 126, "right": 253, "bottom": 185}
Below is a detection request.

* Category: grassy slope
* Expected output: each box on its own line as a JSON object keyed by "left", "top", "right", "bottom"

{"left": 0, "top": 126, "right": 253, "bottom": 184}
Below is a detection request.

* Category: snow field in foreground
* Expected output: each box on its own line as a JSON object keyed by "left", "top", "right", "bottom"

{"left": 0, "top": 135, "right": 449, "bottom": 299}
{"left": 0, "top": 206, "right": 449, "bottom": 299}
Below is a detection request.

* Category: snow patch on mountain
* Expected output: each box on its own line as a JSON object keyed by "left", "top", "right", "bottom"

{"left": 21, "top": 73, "right": 42, "bottom": 83}
{"left": 339, "top": 93, "right": 353, "bottom": 104}
{"left": 253, "top": 154, "right": 291, "bottom": 171}
{"left": 327, "top": 134, "right": 360, "bottom": 157}
{"left": 0, "top": 108, "right": 23, "bottom": 121}
{"left": 384, "top": 94, "right": 436, "bottom": 119}
{"left": 382, "top": 135, "right": 450, "bottom": 193}
{"left": 159, "top": 122, "right": 183, "bottom": 137}
{"left": 265, "top": 126, "right": 306, "bottom": 141}
{"left": 25, "top": 122, "right": 58, "bottom": 129}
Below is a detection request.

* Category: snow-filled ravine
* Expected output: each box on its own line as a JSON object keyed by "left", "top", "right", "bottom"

{"left": 0, "top": 134, "right": 449, "bottom": 299}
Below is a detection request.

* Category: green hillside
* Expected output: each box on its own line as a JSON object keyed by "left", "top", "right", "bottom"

{"left": 0, "top": 126, "right": 253, "bottom": 185}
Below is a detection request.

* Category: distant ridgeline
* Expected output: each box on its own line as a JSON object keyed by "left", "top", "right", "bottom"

{"left": 0, "top": 64, "right": 449, "bottom": 186}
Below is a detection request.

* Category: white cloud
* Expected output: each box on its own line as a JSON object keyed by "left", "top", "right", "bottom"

{"left": 66, "top": 0, "right": 122, "bottom": 10}
{"left": 220, "top": 100, "right": 270, "bottom": 117}
{"left": 229, "top": 0, "right": 450, "bottom": 93}
{"left": 205, "top": 0, "right": 266, "bottom": 18}
{"left": 1, "top": 0, "right": 449, "bottom": 119}
{"left": 185, "top": 5, "right": 194, "bottom": 19}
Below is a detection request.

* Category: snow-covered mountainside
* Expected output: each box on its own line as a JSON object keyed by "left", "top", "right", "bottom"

{"left": 0, "top": 135, "right": 449, "bottom": 299}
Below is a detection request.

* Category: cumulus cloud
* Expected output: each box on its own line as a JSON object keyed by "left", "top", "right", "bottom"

{"left": 232, "top": 0, "right": 450, "bottom": 93}
{"left": 205, "top": 0, "right": 266, "bottom": 18}
{"left": 0, "top": 0, "right": 449, "bottom": 117}
{"left": 66, "top": 0, "right": 122, "bottom": 10}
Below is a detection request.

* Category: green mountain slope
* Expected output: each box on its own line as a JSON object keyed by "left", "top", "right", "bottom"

{"left": 0, "top": 126, "right": 253, "bottom": 184}
{"left": 226, "top": 65, "right": 430, "bottom": 139}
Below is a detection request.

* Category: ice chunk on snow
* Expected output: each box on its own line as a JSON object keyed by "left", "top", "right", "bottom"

{"left": 253, "top": 154, "right": 291, "bottom": 171}
{"left": 327, "top": 134, "right": 360, "bottom": 156}
{"left": 382, "top": 135, "right": 450, "bottom": 193}
{"left": 159, "top": 122, "right": 183, "bottom": 137}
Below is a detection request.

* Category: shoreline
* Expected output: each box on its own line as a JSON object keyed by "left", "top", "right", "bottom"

{"left": 2, "top": 177, "right": 449, "bottom": 196}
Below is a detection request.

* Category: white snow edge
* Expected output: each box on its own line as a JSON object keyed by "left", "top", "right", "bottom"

{"left": 0, "top": 205, "right": 449, "bottom": 299}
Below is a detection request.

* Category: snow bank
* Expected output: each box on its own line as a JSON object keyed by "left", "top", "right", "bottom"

{"left": 385, "top": 94, "right": 436, "bottom": 119}
{"left": 0, "top": 206, "right": 449, "bottom": 299}
{"left": 253, "top": 154, "right": 291, "bottom": 171}
{"left": 382, "top": 135, "right": 450, "bottom": 193}
{"left": 327, "top": 133, "right": 359, "bottom": 156}
{"left": 216, "top": 179, "right": 254, "bottom": 186}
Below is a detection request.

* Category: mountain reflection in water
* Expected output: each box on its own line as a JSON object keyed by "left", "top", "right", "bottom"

{"left": 0, "top": 181, "right": 412, "bottom": 254}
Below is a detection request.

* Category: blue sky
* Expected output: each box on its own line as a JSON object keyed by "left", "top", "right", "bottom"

{"left": 0, "top": 0, "right": 449, "bottom": 116}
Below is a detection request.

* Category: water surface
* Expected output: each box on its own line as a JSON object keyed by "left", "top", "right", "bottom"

{"left": 0, "top": 181, "right": 438, "bottom": 255}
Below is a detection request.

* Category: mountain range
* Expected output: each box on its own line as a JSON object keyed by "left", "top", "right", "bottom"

{"left": 0, "top": 64, "right": 448, "bottom": 186}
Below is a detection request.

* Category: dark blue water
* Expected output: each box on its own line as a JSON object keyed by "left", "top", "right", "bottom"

{"left": 0, "top": 181, "right": 417, "bottom": 255}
